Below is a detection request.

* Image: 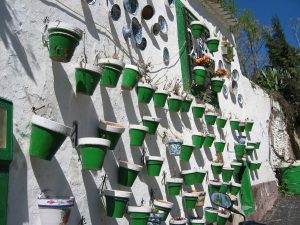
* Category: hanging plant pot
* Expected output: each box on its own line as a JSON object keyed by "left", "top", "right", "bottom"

{"left": 193, "top": 66, "right": 207, "bottom": 85}
{"left": 153, "top": 200, "right": 173, "bottom": 221}
{"left": 255, "top": 141, "right": 261, "bottom": 149}
{"left": 153, "top": 90, "right": 169, "bottom": 108}
{"left": 230, "top": 161, "right": 243, "bottom": 175}
{"left": 238, "top": 122, "right": 246, "bottom": 132}
{"left": 205, "top": 113, "right": 217, "bottom": 125}
{"left": 182, "top": 192, "right": 199, "bottom": 209}
{"left": 166, "top": 178, "right": 183, "bottom": 196}
{"left": 190, "top": 219, "right": 205, "bottom": 225}
{"left": 29, "top": 115, "right": 72, "bottom": 160}
{"left": 129, "top": 125, "right": 149, "bottom": 146}
{"left": 145, "top": 156, "right": 164, "bottom": 176}
{"left": 192, "top": 103, "right": 205, "bottom": 118}
{"left": 166, "top": 139, "right": 183, "bottom": 156}
{"left": 230, "top": 119, "right": 240, "bottom": 130}
{"left": 190, "top": 21, "right": 207, "bottom": 38}
{"left": 211, "top": 77, "right": 225, "bottom": 93}
{"left": 208, "top": 180, "right": 222, "bottom": 194}
{"left": 98, "top": 120, "right": 125, "bottom": 150}
{"left": 179, "top": 143, "right": 195, "bottom": 161}
{"left": 206, "top": 38, "right": 220, "bottom": 53}
{"left": 38, "top": 196, "right": 75, "bottom": 225}
{"left": 214, "top": 140, "right": 226, "bottom": 153}
{"left": 181, "top": 168, "right": 207, "bottom": 185}
{"left": 245, "top": 146, "right": 255, "bottom": 156}
{"left": 216, "top": 117, "right": 227, "bottom": 128}
{"left": 205, "top": 207, "right": 218, "bottom": 223}
{"left": 219, "top": 182, "right": 230, "bottom": 194}
{"left": 167, "top": 95, "right": 183, "bottom": 112}
{"left": 75, "top": 63, "right": 102, "bottom": 96}
{"left": 192, "top": 132, "right": 206, "bottom": 148}
{"left": 211, "top": 162, "right": 223, "bottom": 175}
{"left": 222, "top": 167, "right": 234, "bottom": 182}
{"left": 234, "top": 143, "right": 246, "bottom": 157}
{"left": 247, "top": 141, "right": 260, "bottom": 149}
{"left": 118, "top": 160, "right": 143, "bottom": 187}
{"left": 47, "top": 22, "right": 83, "bottom": 62}
{"left": 104, "top": 189, "right": 131, "bottom": 218}
{"left": 121, "top": 64, "right": 141, "bottom": 90}
{"left": 127, "top": 206, "right": 152, "bottom": 225}
{"left": 203, "top": 134, "right": 215, "bottom": 147}
{"left": 136, "top": 83, "right": 156, "bottom": 103}
{"left": 78, "top": 138, "right": 111, "bottom": 170}
{"left": 245, "top": 120, "right": 254, "bottom": 132}
{"left": 181, "top": 96, "right": 193, "bottom": 112}
{"left": 217, "top": 212, "right": 231, "bottom": 225}
{"left": 99, "top": 58, "right": 125, "bottom": 88}
{"left": 169, "top": 218, "right": 187, "bottom": 225}
{"left": 249, "top": 161, "right": 261, "bottom": 171}
{"left": 230, "top": 183, "right": 241, "bottom": 196}
{"left": 142, "top": 116, "right": 161, "bottom": 135}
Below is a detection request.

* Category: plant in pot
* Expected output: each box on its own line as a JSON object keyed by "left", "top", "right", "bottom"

{"left": 230, "top": 161, "right": 243, "bottom": 175}
{"left": 127, "top": 205, "right": 152, "bottom": 225}
{"left": 245, "top": 119, "right": 254, "bottom": 132}
{"left": 121, "top": 64, "right": 142, "bottom": 90}
{"left": 166, "top": 177, "right": 184, "bottom": 196}
{"left": 216, "top": 116, "right": 227, "bottom": 128}
{"left": 190, "top": 21, "right": 209, "bottom": 39}
{"left": 167, "top": 79, "right": 183, "bottom": 112}
{"left": 98, "top": 120, "right": 125, "bottom": 150}
{"left": 182, "top": 192, "right": 200, "bottom": 209}
{"left": 181, "top": 92, "right": 194, "bottom": 113}
{"left": 153, "top": 76, "right": 172, "bottom": 108}
{"left": 204, "top": 207, "right": 218, "bottom": 223}
{"left": 142, "top": 116, "right": 161, "bottom": 135}
{"left": 181, "top": 168, "right": 207, "bottom": 185}
{"left": 104, "top": 189, "right": 132, "bottom": 218}
{"left": 230, "top": 119, "right": 240, "bottom": 130}
{"left": 145, "top": 155, "right": 165, "bottom": 176}
{"left": 129, "top": 124, "right": 149, "bottom": 146}
{"left": 238, "top": 121, "right": 246, "bottom": 132}
{"left": 221, "top": 37, "right": 234, "bottom": 64}
{"left": 219, "top": 181, "right": 230, "bottom": 194}
{"left": 192, "top": 101, "right": 206, "bottom": 119}
{"left": 169, "top": 217, "right": 187, "bottom": 225}
{"left": 203, "top": 133, "right": 216, "bottom": 147}
{"left": 248, "top": 160, "right": 262, "bottom": 171}
{"left": 118, "top": 160, "right": 143, "bottom": 187}
{"left": 234, "top": 143, "right": 246, "bottom": 157}
{"left": 192, "top": 132, "right": 206, "bottom": 148}
{"left": 214, "top": 140, "right": 226, "bottom": 153}
{"left": 211, "top": 161, "right": 224, "bottom": 176}
{"left": 206, "top": 37, "right": 220, "bottom": 53}
{"left": 211, "top": 70, "right": 226, "bottom": 93}
{"left": 204, "top": 111, "right": 218, "bottom": 125}
{"left": 208, "top": 180, "right": 222, "bottom": 194}
{"left": 230, "top": 182, "right": 241, "bottom": 196}
{"left": 179, "top": 142, "right": 195, "bottom": 162}
{"left": 217, "top": 210, "right": 231, "bottom": 225}
{"left": 153, "top": 199, "right": 174, "bottom": 221}
{"left": 222, "top": 167, "right": 234, "bottom": 182}
{"left": 245, "top": 146, "right": 255, "bottom": 156}
{"left": 193, "top": 66, "right": 207, "bottom": 86}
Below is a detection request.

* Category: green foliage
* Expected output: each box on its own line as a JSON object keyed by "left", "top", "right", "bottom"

{"left": 253, "top": 68, "right": 286, "bottom": 92}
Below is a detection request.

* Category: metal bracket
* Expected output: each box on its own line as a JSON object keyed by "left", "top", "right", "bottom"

{"left": 149, "top": 188, "right": 155, "bottom": 204}
{"left": 98, "top": 174, "right": 108, "bottom": 197}
{"left": 70, "top": 121, "right": 78, "bottom": 148}
{"left": 32, "top": 105, "right": 45, "bottom": 114}
{"left": 141, "top": 148, "right": 146, "bottom": 165}
{"left": 161, "top": 171, "right": 167, "bottom": 185}
{"left": 79, "top": 216, "right": 87, "bottom": 225}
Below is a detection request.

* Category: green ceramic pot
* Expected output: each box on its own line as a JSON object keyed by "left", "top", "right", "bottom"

{"left": 193, "top": 66, "right": 207, "bottom": 85}
{"left": 129, "top": 125, "right": 149, "bottom": 146}
{"left": 217, "top": 212, "right": 230, "bottom": 225}
{"left": 190, "top": 21, "right": 208, "bottom": 38}
{"left": 121, "top": 64, "right": 141, "bottom": 90}
{"left": 168, "top": 95, "right": 183, "bottom": 112}
{"left": 247, "top": 141, "right": 260, "bottom": 149}
{"left": 99, "top": 58, "right": 124, "bottom": 87}
{"left": 230, "top": 161, "right": 243, "bottom": 175}
{"left": 216, "top": 117, "right": 227, "bottom": 128}
{"left": 249, "top": 161, "right": 261, "bottom": 171}
{"left": 190, "top": 219, "right": 205, "bottom": 225}
{"left": 118, "top": 161, "right": 143, "bottom": 187}
{"left": 179, "top": 144, "right": 195, "bottom": 161}
{"left": 142, "top": 116, "right": 161, "bottom": 135}
{"left": 203, "top": 134, "right": 215, "bottom": 147}
{"left": 230, "top": 119, "right": 240, "bottom": 130}
{"left": 206, "top": 38, "right": 220, "bottom": 53}
{"left": 78, "top": 137, "right": 111, "bottom": 170}
{"left": 234, "top": 143, "right": 246, "bottom": 157}
{"left": 211, "top": 162, "right": 223, "bottom": 175}
{"left": 211, "top": 77, "right": 225, "bottom": 93}
{"left": 245, "top": 121, "right": 254, "bottom": 132}
{"left": 219, "top": 182, "right": 230, "bottom": 194}
{"left": 238, "top": 122, "right": 246, "bottom": 132}
{"left": 104, "top": 189, "right": 131, "bottom": 218}
{"left": 230, "top": 182, "right": 241, "bottom": 196}
{"left": 214, "top": 141, "right": 226, "bottom": 153}
{"left": 98, "top": 120, "right": 125, "bottom": 150}
{"left": 145, "top": 156, "right": 164, "bottom": 176}
{"left": 136, "top": 83, "right": 156, "bottom": 104}
{"left": 192, "top": 104, "right": 205, "bottom": 118}
{"left": 192, "top": 132, "right": 206, "bottom": 148}
{"left": 181, "top": 168, "right": 206, "bottom": 185}
{"left": 222, "top": 167, "right": 234, "bottom": 182}
{"left": 181, "top": 97, "right": 193, "bottom": 112}
{"left": 153, "top": 90, "right": 169, "bottom": 108}
{"left": 127, "top": 206, "right": 151, "bottom": 225}
{"left": 166, "top": 178, "right": 183, "bottom": 196}
{"left": 205, "top": 207, "right": 218, "bottom": 223}
{"left": 182, "top": 192, "right": 199, "bottom": 209}
{"left": 245, "top": 146, "right": 255, "bottom": 156}
{"left": 153, "top": 200, "right": 173, "bottom": 221}
{"left": 205, "top": 113, "right": 217, "bottom": 125}
{"left": 208, "top": 181, "right": 222, "bottom": 194}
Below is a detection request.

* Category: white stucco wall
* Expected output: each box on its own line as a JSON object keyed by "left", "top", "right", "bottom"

{"left": 0, "top": 0, "right": 286, "bottom": 224}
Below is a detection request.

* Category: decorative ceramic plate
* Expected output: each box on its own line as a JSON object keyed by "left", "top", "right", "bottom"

{"left": 232, "top": 69, "right": 239, "bottom": 81}
{"left": 152, "top": 23, "right": 160, "bottom": 35}
{"left": 123, "top": 0, "right": 138, "bottom": 15}
{"left": 163, "top": 47, "right": 170, "bottom": 65}
{"left": 238, "top": 94, "right": 244, "bottom": 105}
{"left": 136, "top": 37, "right": 147, "bottom": 50}
{"left": 158, "top": 15, "right": 168, "bottom": 34}
{"left": 122, "top": 25, "right": 132, "bottom": 40}
{"left": 110, "top": 4, "right": 121, "bottom": 21}
{"left": 223, "top": 85, "right": 229, "bottom": 98}
{"left": 86, "top": 0, "right": 96, "bottom": 5}
{"left": 132, "top": 17, "right": 142, "bottom": 44}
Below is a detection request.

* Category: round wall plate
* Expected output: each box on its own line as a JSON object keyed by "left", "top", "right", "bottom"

{"left": 122, "top": 25, "right": 132, "bottom": 40}
{"left": 232, "top": 69, "right": 239, "bottom": 81}
{"left": 123, "top": 0, "right": 139, "bottom": 15}
{"left": 163, "top": 47, "right": 170, "bottom": 65}
{"left": 110, "top": 4, "right": 121, "bottom": 21}
{"left": 151, "top": 23, "right": 160, "bottom": 35}
{"left": 165, "top": 0, "right": 175, "bottom": 8}
{"left": 141, "top": 5, "right": 155, "bottom": 20}
{"left": 223, "top": 85, "right": 229, "bottom": 98}
{"left": 158, "top": 15, "right": 168, "bottom": 34}
{"left": 238, "top": 94, "right": 244, "bottom": 106}
{"left": 136, "top": 37, "right": 147, "bottom": 50}
{"left": 132, "top": 17, "right": 142, "bottom": 44}
{"left": 86, "top": 0, "right": 96, "bottom": 5}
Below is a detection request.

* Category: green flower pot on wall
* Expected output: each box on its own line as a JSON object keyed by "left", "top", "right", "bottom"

{"left": 104, "top": 189, "right": 131, "bottom": 218}
{"left": 166, "top": 178, "right": 183, "bottom": 196}
{"left": 78, "top": 137, "right": 111, "bottom": 170}
{"left": 247, "top": 141, "right": 260, "bottom": 149}
{"left": 205, "top": 113, "right": 217, "bottom": 125}
{"left": 182, "top": 192, "right": 199, "bottom": 209}
{"left": 142, "top": 116, "right": 161, "bottom": 135}
{"left": 29, "top": 115, "right": 72, "bottom": 160}
{"left": 211, "top": 77, "right": 225, "bottom": 93}
{"left": 216, "top": 117, "right": 227, "bottom": 128}
{"left": 238, "top": 122, "right": 246, "bottom": 132}
{"left": 192, "top": 132, "right": 206, "bottom": 148}
{"left": 230, "top": 182, "right": 241, "bottom": 196}
{"left": 222, "top": 167, "right": 234, "bottom": 182}
{"left": 231, "top": 161, "right": 243, "bottom": 175}
{"left": 211, "top": 162, "right": 223, "bottom": 175}
{"left": 47, "top": 22, "right": 83, "bottom": 62}
{"left": 190, "top": 21, "right": 207, "bottom": 38}
{"left": 153, "top": 200, "right": 173, "bottom": 221}
{"left": 214, "top": 140, "right": 226, "bottom": 153}
{"left": 169, "top": 218, "right": 187, "bottom": 225}
{"left": 153, "top": 90, "right": 169, "bottom": 108}
{"left": 205, "top": 207, "right": 218, "bottom": 223}
{"left": 136, "top": 83, "right": 156, "bottom": 104}
{"left": 208, "top": 180, "right": 222, "bottom": 194}
{"left": 234, "top": 143, "right": 246, "bottom": 157}
{"left": 217, "top": 212, "right": 231, "bottom": 225}
{"left": 193, "top": 66, "right": 207, "bottom": 85}
{"left": 145, "top": 156, "right": 164, "bottom": 176}
{"left": 230, "top": 119, "right": 240, "bottom": 130}
{"left": 98, "top": 120, "right": 125, "bottom": 150}
{"left": 245, "top": 146, "right": 255, "bottom": 156}
{"left": 127, "top": 206, "right": 151, "bottom": 225}
{"left": 168, "top": 95, "right": 183, "bottom": 112}
{"left": 192, "top": 103, "right": 205, "bottom": 118}
{"left": 180, "top": 143, "right": 195, "bottom": 161}
{"left": 245, "top": 120, "right": 254, "bottom": 132}
{"left": 190, "top": 219, "right": 205, "bottom": 225}
{"left": 99, "top": 58, "right": 124, "bottom": 88}
{"left": 129, "top": 125, "right": 149, "bottom": 146}
{"left": 181, "top": 96, "right": 193, "bottom": 112}
{"left": 206, "top": 38, "right": 220, "bottom": 53}
{"left": 75, "top": 63, "right": 102, "bottom": 96}
{"left": 118, "top": 161, "right": 143, "bottom": 187}
{"left": 219, "top": 182, "right": 230, "bottom": 194}
{"left": 203, "top": 134, "right": 215, "bottom": 147}
{"left": 249, "top": 161, "right": 261, "bottom": 171}
{"left": 121, "top": 64, "right": 141, "bottom": 90}
{"left": 181, "top": 168, "right": 206, "bottom": 185}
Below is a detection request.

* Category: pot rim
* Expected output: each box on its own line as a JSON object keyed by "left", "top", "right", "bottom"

{"left": 193, "top": 66, "right": 206, "bottom": 71}
{"left": 230, "top": 119, "right": 240, "bottom": 122}
{"left": 211, "top": 162, "right": 224, "bottom": 166}
{"left": 78, "top": 137, "right": 111, "bottom": 147}
{"left": 182, "top": 143, "right": 195, "bottom": 148}
{"left": 142, "top": 116, "right": 162, "bottom": 123}
{"left": 193, "top": 103, "right": 205, "bottom": 108}
{"left": 137, "top": 82, "right": 155, "bottom": 90}
{"left": 166, "top": 177, "right": 184, "bottom": 183}
{"left": 190, "top": 21, "right": 205, "bottom": 26}
{"left": 169, "top": 95, "right": 183, "bottom": 101}
{"left": 153, "top": 199, "right": 173, "bottom": 209}
{"left": 124, "top": 64, "right": 139, "bottom": 71}
{"left": 190, "top": 219, "right": 205, "bottom": 223}
{"left": 129, "top": 124, "right": 149, "bottom": 132}
{"left": 181, "top": 168, "right": 206, "bottom": 174}
{"left": 217, "top": 116, "right": 227, "bottom": 120}
{"left": 214, "top": 140, "right": 226, "bottom": 144}
{"left": 231, "top": 182, "right": 241, "bottom": 187}
{"left": 38, "top": 196, "right": 75, "bottom": 208}
{"left": 48, "top": 21, "right": 83, "bottom": 38}
{"left": 205, "top": 112, "right": 217, "bottom": 116}
{"left": 104, "top": 189, "right": 132, "bottom": 198}
{"left": 182, "top": 192, "right": 200, "bottom": 197}
{"left": 127, "top": 206, "right": 152, "bottom": 213}
{"left": 169, "top": 218, "right": 188, "bottom": 224}
{"left": 208, "top": 180, "right": 222, "bottom": 186}
{"left": 75, "top": 62, "right": 102, "bottom": 74}
{"left": 206, "top": 133, "right": 216, "bottom": 138}
{"left": 218, "top": 212, "right": 231, "bottom": 218}
{"left": 207, "top": 37, "right": 219, "bottom": 42}
{"left": 222, "top": 167, "right": 234, "bottom": 171}
{"left": 98, "top": 58, "right": 125, "bottom": 68}
{"left": 119, "top": 160, "right": 143, "bottom": 171}
{"left": 145, "top": 155, "right": 164, "bottom": 162}
{"left": 204, "top": 207, "right": 218, "bottom": 213}
{"left": 155, "top": 89, "right": 169, "bottom": 95}
{"left": 99, "top": 120, "right": 125, "bottom": 133}
{"left": 192, "top": 132, "right": 205, "bottom": 136}
{"left": 230, "top": 161, "right": 243, "bottom": 166}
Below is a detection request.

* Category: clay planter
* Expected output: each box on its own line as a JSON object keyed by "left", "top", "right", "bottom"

{"left": 47, "top": 22, "right": 83, "bottom": 62}
{"left": 245, "top": 121, "right": 254, "bottom": 132}
{"left": 230, "top": 119, "right": 240, "bottom": 130}
{"left": 145, "top": 156, "right": 164, "bottom": 176}
{"left": 206, "top": 38, "right": 220, "bottom": 53}
{"left": 166, "top": 139, "right": 183, "bottom": 156}
{"left": 234, "top": 143, "right": 246, "bottom": 157}
{"left": 205, "top": 112, "right": 217, "bottom": 125}
{"left": 75, "top": 63, "right": 102, "bottom": 95}
{"left": 142, "top": 116, "right": 161, "bottom": 135}
{"left": 181, "top": 168, "right": 206, "bottom": 185}
{"left": 217, "top": 212, "right": 231, "bottom": 225}
{"left": 121, "top": 64, "right": 140, "bottom": 90}
{"left": 38, "top": 196, "right": 75, "bottom": 225}
{"left": 169, "top": 218, "right": 187, "bottom": 225}
{"left": 192, "top": 103, "right": 205, "bottom": 118}
{"left": 208, "top": 180, "right": 222, "bottom": 194}
{"left": 238, "top": 122, "right": 246, "bottom": 132}
{"left": 127, "top": 206, "right": 151, "bottom": 225}
{"left": 205, "top": 207, "right": 218, "bottom": 223}
{"left": 118, "top": 161, "right": 143, "bottom": 187}
{"left": 153, "top": 90, "right": 169, "bottom": 108}
{"left": 249, "top": 161, "right": 261, "bottom": 171}
{"left": 245, "top": 146, "right": 255, "bottom": 156}
{"left": 203, "top": 134, "right": 216, "bottom": 147}
{"left": 222, "top": 167, "right": 234, "bottom": 182}
{"left": 78, "top": 138, "right": 111, "bottom": 170}
{"left": 211, "top": 77, "right": 225, "bottom": 93}
{"left": 193, "top": 66, "right": 207, "bottom": 85}
{"left": 190, "top": 21, "right": 207, "bottom": 38}
{"left": 29, "top": 115, "right": 72, "bottom": 160}
{"left": 181, "top": 97, "right": 193, "bottom": 112}
{"left": 129, "top": 125, "right": 149, "bottom": 146}
{"left": 190, "top": 219, "right": 205, "bottom": 225}
{"left": 211, "top": 162, "right": 223, "bottom": 175}
{"left": 182, "top": 192, "right": 199, "bottom": 209}
{"left": 214, "top": 140, "right": 226, "bottom": 153}
{"left": 98, "top": 120, "right": 125, "bottom": 150}
{"left": 104, "top": 189, "right": 131, "bottom": 218}
{"left": 136, "top": 83, "right": 156, "bottom": 103}
{"left": 99, "top": 58, "right": 124, "bottom": 87}
{"left": 230, "top": 182, "right": 241, "bottom": 196}
{"left": 179, "top": 143, "right": 195, "bottom": 162}
{"left": 166, "top": 178, "right": 183, "bottom": 196}
{"left": 216, "top": 117, "right": 227, "bottom": 128}
{"left": 168, "top": 95, "right": 183, "bottom": 112}
{"left": 219, "top": 182, "right": 230, "bottom": 194}
{"left": 153, "top": 200, "right": 173, "bottom": 221}
{"left": 192, "top": 132, "right": 205, "bottom": 148}
{"left": 230, "top": 161, "right": 243, "bottom": 175}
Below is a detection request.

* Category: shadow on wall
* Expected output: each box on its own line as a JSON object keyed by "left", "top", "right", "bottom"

{"left": 0, "top": 1, "right": 36, "bottom": 82}
{"left": 81, "top": 0, "right": 100, "bottom": 40}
